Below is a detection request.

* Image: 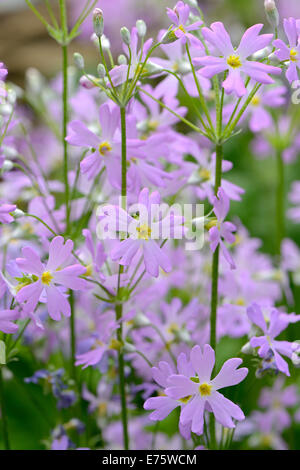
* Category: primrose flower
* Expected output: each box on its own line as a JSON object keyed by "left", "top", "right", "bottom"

{"left": 166, "top": 1, "right": 203, "bottom": 47}
{"left": 0, "top": 203, "right": 16, "bottom": 224}
{"left": 194, "top": 22, "right": 281, "bottom": 97}
{"left": 247, "top": 303, "right": 300, "bottom": 376}
{"left": 144, "top": 344, "right": 248, "bottom": 436}
{"left": 208, "top": 187, "right": 236, "bottom": 269}
{"left": 66, "top": 103, "right": 142, "bottom": 186}
{"left": 15, "top": 236, "right": 88, "bottom": 321}
{"left": 101, "top": 188, "right": 185, "bottom": 278}
{"left": 0, "top": 309, "right": 19, "bottom": 334}
{"left": 274, "top": 18, "right": 300, "bottom": 83}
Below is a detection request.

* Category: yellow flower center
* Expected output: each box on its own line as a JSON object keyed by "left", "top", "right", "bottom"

{"left": 179, "top": 395, "right": 192, "bottom": 404}
{"left": 98, "top": 402, "right": 107, "bottom": 416}
{"left": 199, "top": 168, "right": 211, "bottom": 181}
{"left": 148, "top": 120, "right": 159, "bottom": 132}
{"left": 290, "top": 48, "right": 298, "bottom": 62}
{"left": 236, "top": 297, "right": 246, "bottom": 306}
{"left": 41, "top": 271, "right": 53, "bottom": 286}
{"left": 167, "top": 322, "right": 180, "bottom": 335}
{"left": 199, "top": 382, "right": 212, "bottom": 396}
{"left": 136, "top": 224, "right": 151, "bottom": 240}
{"left": 177, "top": 24, "right": 186, "bottom": 33}
{"left": 109, "top": 338, "right": 123, "bottom": 351}
{"left": 251, "top": 95, "right": 261, "bottom": 106}
{"left": 99, "top": 141, "right": 112, "bottom": 156}
{"left": 84, "top": 264, "right": 93, "bottom": 277}
{"left": 227, "top": 54, "right": 242, "bottom": 68}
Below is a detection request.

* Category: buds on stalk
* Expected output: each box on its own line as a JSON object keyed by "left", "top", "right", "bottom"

{"left": 264, "top": 0, "right": 279, "bottom": 29}
{"left": 120, "top": 27, "right": 131, "bottom": 46}
{"left": 161, "top": 27, "right": 178, "bottom": 44}
{"left": 93, "top": 8, "right": 104, "bottom": 38}
{"left": 97, "top": 63, "right": 106, "bottom": 79}
{"left": 136, "top": 19, "right": 147, "bottom": 37}
{"left": 73, "top": 53, "right": 85, "bottom": 71}
{"left": 118, "top": 54, "right": 127, "bottom": 65}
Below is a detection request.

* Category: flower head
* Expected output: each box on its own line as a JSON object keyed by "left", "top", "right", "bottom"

{"left": 194, "top": 22, "right": 281, "bottom": 97}
{"left": 144, "top": 344, "right": 248, "bottom": 436}
{"left": 16, "top": 236, "right": 88, "bottom": 321}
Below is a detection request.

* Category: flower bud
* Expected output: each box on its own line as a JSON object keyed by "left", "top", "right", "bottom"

{"left": 93, "top": 8, "right": 104, "bottom": 37}
{"left": 2, "top": 160, "right": 13, "bottom": 172}
{"left": 97, "top": 64, "right": 106, "bottom": 79}
{"left": 13, "top": 208, "right": 25, "bottom": 219}
{"left": 133, "top": 313, "right": 151, "bottom": 327}
{"left": 123, "top": 342, "right": 136, "bottom": 354}
{"left": 161, "top": 27, "right": 178, "bottom": 45}
{"left": 136, "top": 19, "right": 147, "bottom": 37}
{"left": 79, "top": 75, "right": 96, "bottom": 89}
{"left": 185, "top": 0, "right": 198, "bottom": 7}
{"left": 73, "top": 53, "right": 85, "bottom": 70}
{"left": 264, "top": 0, "right": 279, "bottom": 29}
{"left": 118, "top": 54, "right": 127, "bottom": 65}
{"left": 241, "top": 342, "right": 253, "bottom": 355}
{"left": 120, "top": 27, "right": 131, "bottom": 46}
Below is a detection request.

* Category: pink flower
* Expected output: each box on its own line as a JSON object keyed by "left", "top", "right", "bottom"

{"left": 274, "top": 17, "right": 300, "bottom": 83}
{"left": 66, "top": 103, "right": 142, "bottom": 187}
{"left": 247, "top": 303, "right": 300, "bottom": 376}
{"left": 0, "top": 203, "right": 16, "bottom": 224}
{"left": 16, "top": 236, "right": 88, "bottom": 321}
{"left": 0, "top": 309, "right": 19, "bottom": 334}
{"left": 166, "top": 1, "right": 203, "bottom": 47}
{"left": 194, "top": 22, "right": 281, "bottom": 97}
{"left": 0, "top": 62, "right": 8, "bottom": 82}
{"left": 208, "top": 188, "right": 236, "bottom": 269}
{"left": 101, "top": 188, "right": 185, "bottom": 278}
{"left": 144, "top": 344, "right": 248, "bottom": 436}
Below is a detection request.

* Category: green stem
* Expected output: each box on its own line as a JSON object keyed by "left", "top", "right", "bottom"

{"left": 115, "top": 304, "right": 129, "bottom": 450}
{"left": 69, "top": 291, "right": 77, "bottom": 386}
{"left": 0, "top": 367, "right": 10, "bottom": 450}
{"left": 275, "top": 148, "right": 285, "bottom": 258}
{"left": 209, "top": 143, "right": 223, "bottom": 449}
{"left": 62, "top": 44, "right": 70, "bottom": 233}
{"left": 120, "top": 107, "right": 127, "bottom": 204}
{"left": 116, "top": 106, "right": 129, "bottom": 450}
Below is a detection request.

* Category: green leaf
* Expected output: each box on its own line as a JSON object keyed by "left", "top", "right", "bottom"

{"left": 0, "top": 340, "right": 6, "bottom": 365}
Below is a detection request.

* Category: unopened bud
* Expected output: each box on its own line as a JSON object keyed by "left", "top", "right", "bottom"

{"left": 241, "top": 342, "right": 253, "bottom": 355}
{"left": 123, "top": 342, "right": 136, "bottom": 354}
{"left": 264, "top": 0, "right": 279, "bottom": 29}
{"left": 133, "top": 313, "right": 151, "bottom": 327}
{"left": 185, "top": 0, "right": 198, "bottom": 7}
{"left": 79, "top": 75, "right": 96, "bottom": 89}
{"left": 120, "top": 27, "right": 131, "bottom": 46}
{"left": 14, "top": 209, "right": 25, "bottom": 219}
{"left": 136, "top": 19, "right": 147, "bottom": 37}
{"left": 161, "top": 27, "right": 178, "bottom": 45}
{"left": 118, "top": 54, "right": 127, "bottom": 65}
{"left": 1, "top": 160, "right": 13, "bottom": 172}
{"left": 93, "top": 8, "right": 104, "bottom": 37}
{"left": 73, "top": 53, "right": 85, "bottom": 70}
{"left": 97, "top": 64, "right": 106, "bottom": 79}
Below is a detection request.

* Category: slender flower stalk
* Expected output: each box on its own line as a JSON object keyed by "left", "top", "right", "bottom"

{"left": 275, "top": 148, "right": 285, "bottom": 258}
{"left": 116, "top": 106, "right": 129, "bottom": 450}
{"left": 208, "top": 143, "right": 223, "bottom": 449}
{"left": 0, "top": 366, "right": 10, "bottom": 450}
